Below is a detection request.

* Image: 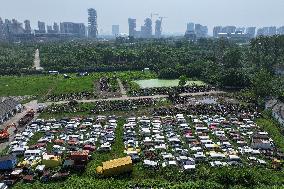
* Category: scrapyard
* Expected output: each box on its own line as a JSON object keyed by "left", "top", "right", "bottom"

{"left": 0, "top": 95, "right": 283, "bottom": 188}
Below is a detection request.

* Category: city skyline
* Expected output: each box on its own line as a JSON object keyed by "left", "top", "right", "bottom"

{"left": 0, "top": 0, "right": 284, "bottom": 35}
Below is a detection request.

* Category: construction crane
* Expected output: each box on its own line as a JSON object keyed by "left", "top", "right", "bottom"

{"left": 0, "top": 123, "right": 17, "bottom": 142}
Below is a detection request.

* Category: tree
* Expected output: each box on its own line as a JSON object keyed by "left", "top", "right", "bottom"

{"left": 222, "top": 47, "right": 242, "bottom": 69}
{"left": 158, "top": 68, "right": 180, "bottom": 79}
{"left": 179, "top": 75, "right": 187, "bottom": 86}
{"left": 251, "top": 69, "right": 275, "bottom": 99}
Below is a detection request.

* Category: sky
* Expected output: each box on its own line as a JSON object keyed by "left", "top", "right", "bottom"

{"left": 0, "top": 0, "right": 283, "bottom": 35}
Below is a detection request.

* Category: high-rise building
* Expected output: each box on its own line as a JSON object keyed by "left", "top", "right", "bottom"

{"left": 155, "top": 19, "right": 162, "bottom": 38}
{"left": 0, "top": 17, "right": 3, "bottom": 28}
{"left": 246, "top": 27, "right": 256, "bottom": 38}
{"left": 11, "top": 19, "right": 24, "bottom": 35}
{"left": 268, "top": 26, "right": 277, "bottom": 36}
{"left": 37, "top": 21, "right": 46, "bottom": 33}
{"left": 47, "top": 25, "right": 53, "bottom": 33}
{"left": 60, "top": 22, "right": 86, "bottom": 37}
{"left": 195, "top": 24, "right": 208, "bottom": 38}
{"left": 187, "top": 23, "right": 195, "bottom": 32}
{"left": 88, "top": 8, "right": 98, "bottom": 38}
{"left": 141, "top": 18, "right": 152, "bottom": 38}
{"left": 213, "top": 26, "right": 222, "bottom": 38}
{"left": 112, "top": 25, "right": 119, "bottom": 36}
{"left": 257, "top": 26, "right": 277, "bottom": 36}
{"left": 257, "top": 28, "right": 265, "bottom": 36}
{"left": 277, "top": 26, "right": 284, "bottom": 35}
{"left": 222, "top": 26, "right": 236, "bottom": 34}
{"left": 0, "top": 17, "right": 3, "bottom": 39}
{"left": 128, "top": 18, "right": 136, "bottom": 37}
{"left": 24, "top": 20, "right": 31, "bottom": 34}
{"left": 184, "top": 30, "right": 196, "bottom": 41}
{"left": 236, "top": 27, "right": 245, "bottom": 33}
{"left": 53, "top": 22, "right": 59, "bottom": 33}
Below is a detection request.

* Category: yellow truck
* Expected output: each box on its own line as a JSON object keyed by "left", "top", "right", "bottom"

{"left": 42, "top": 155, "right": 62, "bottom": 168}
{"left": 96, "top": 156, "right": 132, "bottom": 177}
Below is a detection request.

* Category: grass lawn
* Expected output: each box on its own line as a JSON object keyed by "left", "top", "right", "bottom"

{"left": 0, "top": 71, "right": 156, "bottom": 99}
{"left": 0, "top": 75, "right": 55, "bottom": 97}
{"left": 134, "top": 79, "right": 205, "bottom": 89}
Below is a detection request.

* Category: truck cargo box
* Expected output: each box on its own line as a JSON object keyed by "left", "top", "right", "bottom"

{"left": 0, "top": 155, "right": 17, "bottom": 170}
{"left": 96, "top": 156, "right": 132, "bottom": 177}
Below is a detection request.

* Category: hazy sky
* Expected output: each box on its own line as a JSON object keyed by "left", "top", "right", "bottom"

{"left": 0, "top": 0, "right": 283, "bottom": 34}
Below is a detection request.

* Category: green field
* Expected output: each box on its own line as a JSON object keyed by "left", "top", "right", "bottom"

{"left": 0, "top": 75, "right": 94, "bottom": 98}
{"left": 0, "top": 71, "right": 157, "bottom": 99}
{"left": 134, "top": 79, "right": 205, "bottom": 89}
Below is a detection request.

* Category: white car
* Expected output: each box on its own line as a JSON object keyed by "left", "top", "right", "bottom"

{"left": 0, "top": 183, "right": 8, "bottom": 189}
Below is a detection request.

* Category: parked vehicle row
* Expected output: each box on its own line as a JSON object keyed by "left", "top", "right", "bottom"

{"left": 0, "top": 116, "right": 118, "bottom": 186}
{"left": 128, "top": 85, "right": 214, "bottom": 97}
{"left": 122, "top": 113, "right": 283, "bottom": 171}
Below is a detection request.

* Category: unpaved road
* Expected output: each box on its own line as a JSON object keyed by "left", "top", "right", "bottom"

{"left": 117, "top": 78, "right": 127, "bottom": 98}
{"left": 33, "top": 49, "right": 43, "bottom": 70}
{"left": 0, "top": 100, "right": 40, "bottom": 152}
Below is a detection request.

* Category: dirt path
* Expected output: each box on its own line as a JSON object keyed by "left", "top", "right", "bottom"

{"left": 117, "top": 78, "right": 127, "bottom": 98}
{"left": 33, "top": 49, "right": 43, "bottom": 70}
{"left": 0, "top": 100, "right": 40, "bottom": 152}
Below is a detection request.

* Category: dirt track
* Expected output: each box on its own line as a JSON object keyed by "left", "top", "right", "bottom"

{"left": 33, "top": 49, "right": 43, "bottom": 70}
{"left": 0, "top": 100, "right": 39, "bottom": 151}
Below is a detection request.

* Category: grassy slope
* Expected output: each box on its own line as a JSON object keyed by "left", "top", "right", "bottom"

{"left": 256, "top": 111, "right": 284, "bottom": 152}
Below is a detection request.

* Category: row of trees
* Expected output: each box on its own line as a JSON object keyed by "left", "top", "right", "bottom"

{"left": 0, "top": 36, "right": 283, "bottom": 101}
{"left": 37, "top": 36, "right": 284, "bottom": 102}
{"left": 38, "top": 40, "right": 216, "bottom": 73}
{"left": 169, "top": 36, "right": 284, "bottom": 102}
{"left": 0, "top": 42, "right": 35, "bottom": 75}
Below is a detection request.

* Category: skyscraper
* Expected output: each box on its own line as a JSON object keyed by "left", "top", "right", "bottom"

{"left": 195, "top": 24, "right": 208, "bottom": 38}
{"left": 222, "top": 26, "right": 236, "bottom": 34}
{"left": 142, "top": 18, "right": 152, "bottom": 38}
{"left": 155, "top": 19, "right": 162, "bottom": 38}
{"left": 0, "top": 17, "right": 3, "bottom": 27}
{"left": 37, "top": 21, "right": 46, "bottom": 33}
{"left": 112, "top": 25, "right": 119, "bottom": 36}
{"left": 246, "top": 27, "right": 256, "bottom": 38}
{"left": 187, "top": 23, "right": 195, "bottom": 32}
{"left": 53, "top": 22, "right": 59, "bottom": 33}
{"left": 24, "top": 20, "right": 31, "bottom": 34}
{"left": 128, "top": 18, "right": 136, "bottom": 37}
{"left": 277, "top": 26, "right": 284, "bottom": 35}
{"left": 268, "top": 26, "right": 277, "bottom": 36}
{"left": 60, "top": 22, "right": 86, "bottom": 37}
{"left": 47, "top": 25, "right": 53, "bottom": 33}
{"left": 213, "top": 26, "right": 222, "bottom": 38}
{"left": 88, "top": 8, "right": 98, "bottom": 38}
{"left": 11, "top": 19, "right": 24, "bottom": 35}
{"left": 0, "top": 18, "right": 3, "bottom": 39}
{"left": 257, "top": 26, "right": 277, "bottom": 36}
{"left": 236, "top": 27, "right": 245, "bottom": 33}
